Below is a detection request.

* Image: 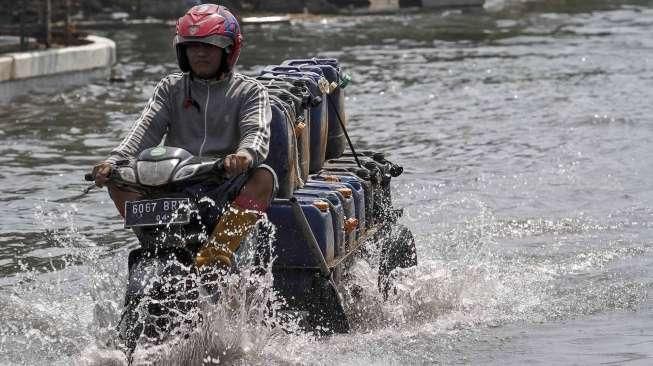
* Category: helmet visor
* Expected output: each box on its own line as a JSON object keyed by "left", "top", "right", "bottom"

{"left": 175, "top": 34, "right": 233, "bottom": 52}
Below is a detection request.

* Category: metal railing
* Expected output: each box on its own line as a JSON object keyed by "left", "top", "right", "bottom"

{"left": 0, "top": 0, "right": 82, "bottom": 51}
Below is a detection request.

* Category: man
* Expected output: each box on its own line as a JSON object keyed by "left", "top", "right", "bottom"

{"left": 92, "top": 4, "right": 275, "bottom": 270}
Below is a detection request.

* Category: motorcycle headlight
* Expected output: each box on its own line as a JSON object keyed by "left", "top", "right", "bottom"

{"left": 173, "top": 164, "right": 202, "bottom": 182}
{"left": 116, "top": 167, "right": 136, "bottom": 183}
{"left": 136, "top": 159, "right": 180, "bottom": 186}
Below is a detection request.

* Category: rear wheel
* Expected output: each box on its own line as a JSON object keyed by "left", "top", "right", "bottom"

{"left": 306, "top": 275, "right": 350, "bottom": 334}
{"left": 378, "top": 224, "right": 417, "bottom": 299}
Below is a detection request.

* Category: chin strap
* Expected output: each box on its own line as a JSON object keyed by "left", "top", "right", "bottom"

{"left": 195, "top": 194, "right": 268, "bottom": 269}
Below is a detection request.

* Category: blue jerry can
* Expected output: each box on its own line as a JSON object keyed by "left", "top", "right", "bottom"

{"left": 264, "top": 97, "right": 300, "bottom": 198}
{"left": 260, "top": 79, "right": 311, "bottom": 183}
{"left": 299, "top": 182, "right": 358, "bottom": 250}
{"left": 308, "top": 175, "right": 367, "bottom": 234}
{"left": 294, "top": 189, "right": 346, "bottom": 257}
{"left": 261, "top": 67, "right": 329, "bottom": 173}
{"left": 282, "top": 58, "right": 347, "bottom": 160}
{"left": 267, "top": 198, "right": 335, "bottom": 267}
{"left": 317, "top": 168, "right": 376, "bottom": 227}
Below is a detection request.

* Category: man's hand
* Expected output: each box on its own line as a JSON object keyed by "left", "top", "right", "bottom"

{"left": 223, "top": 152, "right": 252, "bottom": 177}
{"left": 92, "top": 162, "right": 113, "bottom": 187}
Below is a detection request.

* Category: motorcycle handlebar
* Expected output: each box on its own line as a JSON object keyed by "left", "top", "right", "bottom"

{"left": 212, "top": 159, "right": 224, "bottom": 173}
{"left": 84, "top": 157, "right": 226, "bottom": 185}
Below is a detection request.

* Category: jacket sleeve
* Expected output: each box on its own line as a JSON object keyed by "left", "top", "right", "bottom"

{"left": 236, "top": 83, "right": 271, "bottom": 166}
{"left": 106, "top": 77, "right": 171, "bottom": 164}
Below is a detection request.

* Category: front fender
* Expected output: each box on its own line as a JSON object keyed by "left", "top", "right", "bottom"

{"left": 125, "top": 247, "right": 196, "bottom": 303}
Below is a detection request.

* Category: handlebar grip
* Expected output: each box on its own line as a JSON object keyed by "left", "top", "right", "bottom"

{"left": 85, "top": 173, "right": 94, "bottom": 181}
{"left": 213, "top": 159, "right": 224, "bottom": 172}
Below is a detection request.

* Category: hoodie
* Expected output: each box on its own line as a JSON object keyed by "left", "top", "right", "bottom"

{"left": 107, "top": 72, "right": 271, "bottom": 166}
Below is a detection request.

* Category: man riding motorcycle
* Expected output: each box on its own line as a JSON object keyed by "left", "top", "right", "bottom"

{"left": 92, "top": 4, "right": 275, "bottom": 270}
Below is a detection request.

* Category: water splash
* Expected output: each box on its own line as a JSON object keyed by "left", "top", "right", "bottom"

{"left": 2, "top": 193, "right": 649, "bottom": 365}
{"left": 76, "top": 219, "right": 307, "bottom": 366}
{"left": 0, "top": 201, "right": 123, "bottom": 365}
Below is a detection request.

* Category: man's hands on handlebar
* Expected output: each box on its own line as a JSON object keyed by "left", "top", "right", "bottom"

{"left": 90, "top": 150, "right": 250, "bottom": 186}
{"left": 223, "top": 151, "right": 252, "bottom": 177}
{"left": 92, "top": 162, "right": 113, "bottom": 187}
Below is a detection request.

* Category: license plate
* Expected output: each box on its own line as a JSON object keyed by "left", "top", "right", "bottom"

{"left": 124, "top": 198, "right": 190, "bottom": 228}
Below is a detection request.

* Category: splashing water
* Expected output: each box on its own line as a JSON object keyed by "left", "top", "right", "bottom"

{"left": 1, "top": 190, "right": 647, "bottom": 365}
{"left": 72, "top": 217, "right": 312, "bottom": 366}
{"left": 0, "top": 201, "right": 123, "bottom": 365}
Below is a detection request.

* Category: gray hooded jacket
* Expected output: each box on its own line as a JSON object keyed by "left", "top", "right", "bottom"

{"left": 107, "top": 72, "right": 271, "bottom": 165}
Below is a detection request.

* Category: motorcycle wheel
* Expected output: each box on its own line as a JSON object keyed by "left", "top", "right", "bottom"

{"left": 117, "top": 249, "right": 199, "bottom": 356}
{"left": 377, "top": 224, "right": 418, "bottom": 299}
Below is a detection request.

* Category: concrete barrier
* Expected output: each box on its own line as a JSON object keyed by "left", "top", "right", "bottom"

{"left": 370, "top": 0, "right": 399, "bottom": 11}
{"left": 0, "top": 56, "right": 11, "bottom": 81}
{"left": 0, "top": 35, "right": 116, "bottom": 103}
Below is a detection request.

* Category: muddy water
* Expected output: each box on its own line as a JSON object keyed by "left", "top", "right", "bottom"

{"left": 1, "top": 0, "right": 653, "bottom": 364}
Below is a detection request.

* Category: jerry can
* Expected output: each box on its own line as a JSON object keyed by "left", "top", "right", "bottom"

{"left": 267, "top": 197, "right": 335, "bottom": 267}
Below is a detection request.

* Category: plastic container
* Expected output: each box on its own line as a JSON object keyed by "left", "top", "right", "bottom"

{"left": 298, "top": 182, "right": 357, "bottom": 251}
{"left": 263, "top": 97, "right": 300, "bottom": 198}
{"left": 282, "top": 59, "right": 347, "bottom": 159}
{"left": 257, "top": 77, "right": 311, "bottom": 181}
{"left": 261, "top": 66, "right": 328, "bottom": 173}
{"left": 295, "top": 189, "right": 345, "bottom": 257}
{"left": 267, "top": 198, "right": 335, "bottom": 267}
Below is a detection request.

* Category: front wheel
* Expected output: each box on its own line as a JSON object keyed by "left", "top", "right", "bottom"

{"left": 117, "top": 248, "right": 199, "bottom": 356}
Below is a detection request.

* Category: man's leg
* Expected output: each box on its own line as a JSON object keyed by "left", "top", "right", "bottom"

{"left": 108, "top": 186, "right": 142, "bottom": 218}
{"left": 232, "top": 167, "right": 275, "bottom": 210}
{"left": 195, "top": 167, "right": 276, "bottom": 268}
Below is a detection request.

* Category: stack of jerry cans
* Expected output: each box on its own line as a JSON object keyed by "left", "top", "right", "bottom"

{"left": 322, "top": 151, "right": 403, "bottom": 224}
{"left": 313, "top": 169, "right": 375, "bottom": 227}
{"left": 270, "top": 64, "right": 342, "bottom": 161}
{"left": 300, "top": 181, "right": 358, "bottom": 249}
{"left": 309, "top": 174, "right": 367, "bottom": 235}
{"left": 260, "top": 66, "right": 328, "bottom": 173}
{"left": 263, "top": 95, "right": 301, "bottom": 198}
{"left": 281, "top": 58, "right": 347, "bottom": 160}
{"left": 260, "top": 78, "right": 310, "bottom": 184}
{"left": 262, "top": 57, "right": 406, "bottom": 302}
{"left": 253, "top": 56, "right": 411, "bottom": 332}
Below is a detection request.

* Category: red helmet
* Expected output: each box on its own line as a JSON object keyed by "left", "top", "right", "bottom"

{"left": 174, "top": 4, "right": 243, "bottom": 73}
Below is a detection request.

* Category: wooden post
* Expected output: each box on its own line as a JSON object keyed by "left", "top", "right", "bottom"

{"left": 45, "top": 0, "right": 52, "bottom": 48}
{"left": 65, "top": 0, "right": 72, "bottom": 45}
{"left": 19, "top": 1, "right": 27, "bottom": 50}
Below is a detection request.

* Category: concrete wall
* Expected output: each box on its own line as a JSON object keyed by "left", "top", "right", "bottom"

{"left": 0, "top": 35, "right": 115, "bottom": 82}
{"left": 0, "top": 35, "right": 115, "bottom": 103}
{"left": 369, "top": 0, "right": 399, "bottom": 10}
{"left": 0, "top": 56, "right": 11, "bottom": 81}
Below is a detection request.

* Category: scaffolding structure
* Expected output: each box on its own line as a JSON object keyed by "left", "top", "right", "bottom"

{"left": 0, "top": 0, "right": 82, "bottom": 51}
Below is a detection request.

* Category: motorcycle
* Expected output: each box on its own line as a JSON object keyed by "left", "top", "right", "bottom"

{"left": 86, "top": 144, "right": 418, "bottom": 357}
{"left": 87, "top": 55, "right": 420, "bottom": 358}
{"left": 87, "top": 146, "right": 260, "bottom": 355}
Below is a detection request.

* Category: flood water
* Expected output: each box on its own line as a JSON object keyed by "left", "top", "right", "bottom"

{"left": 2, "top": 0, "right": 653, "bottom": 364}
